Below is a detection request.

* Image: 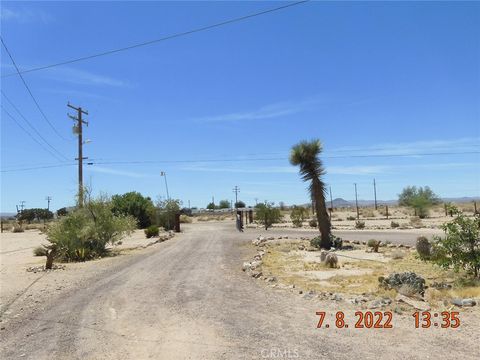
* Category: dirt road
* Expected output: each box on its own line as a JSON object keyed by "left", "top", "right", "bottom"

{"left": 0, "top": 223, "right": 477, "bottom": 359}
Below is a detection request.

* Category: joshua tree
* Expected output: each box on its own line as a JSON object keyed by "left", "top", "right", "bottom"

{"left": 290, "top": 139, "right": 331, "bottom": 249}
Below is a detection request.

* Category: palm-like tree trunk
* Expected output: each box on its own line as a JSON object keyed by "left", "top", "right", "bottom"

{"left": 312, "top": 178, "right": 331, "bottom": 249}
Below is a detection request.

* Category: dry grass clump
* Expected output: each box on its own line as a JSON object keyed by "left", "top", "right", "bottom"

{"left": 410, "top": 216, "right": 423, "bottom": 228}
{"left": 12, "top": 223, "right": 24, "bottom": 233}
{"left": 390, "top": 250, "right": 406, "bottom": 260}
{"left": 179, "top": 215, "right": 192, "bottom": 223}
{"left": 362, "top": 209, "right": 375, "bottom": 218}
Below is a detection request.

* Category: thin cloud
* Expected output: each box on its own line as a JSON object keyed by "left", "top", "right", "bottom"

{"left": 329, "top": 138, "right": 480, "bottom": 156}
{"left": 180, "top": 164, "right": 296, "bottom": 174}
{"left": 1, "top": 8, "right": 53, "bottom": 24}
{"left": 43, "top": 67, "right": 127, "bottom": 87}
{"left": 1, "top": 63, "right": 126, "bottom": 87}
{"left": 180, "top": 162, "right": 477, "bottom": 176}
{"left": 192, "top": 97, "right": 323, "bottom": 123}
{"left": 87, "top": 166, "right": 148, "bottom": 178}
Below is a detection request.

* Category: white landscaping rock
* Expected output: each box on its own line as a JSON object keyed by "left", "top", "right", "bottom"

{"left": 242, "top": 262, "right": 252, "bottom": 272}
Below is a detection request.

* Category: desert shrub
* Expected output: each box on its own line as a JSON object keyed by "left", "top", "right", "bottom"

{"left": 311, "top": 234, "right": 340, "bottom": 249}
{"left": 347, "top": 215, "right": 356, "bottom": 221}
{"left": 432, "top": 207, "right": 480, "bottom": 278}
{"left": 324, "top": 253, "right": 338, "bottom": 268}
{"left": 17, "top": 208, "right": 53, "bottom": 223}
{"left": 144, "top": 225, "right": 159, "bottom": 238}
{"left": 111, "top": 191, "right": 155, "bottom": 229}
{"left": 46, "top": 195, "right": 136, "bottom": 262}
{"left": 309, "top": 219, "right": 317, "bottom": 228}
{"left": 367, "top": 239, "right": 380, "bottom": 252}
{"left": 156, "top": 199, "right": 181, "bottom": 230}
{"left": 410, "top": 216, "right": 423, "bottom": 228}
{"left": 390, "top": 221, "right": 400, "bottom": 228}
{"left": 33, "top": 246, "right": 47, "bottom": 256}
{"left": 398, "top": 186, "right": 440, "bottom": 219}
{"left": 56, "top": 207, "right": 68, "bottom": 217}
{"left": 379, "top": 272, "right": 425, "bottom": 295}
{"left": 32, "top": 244, "right": 57, "bottom": 269}
{"left": 331, "top": 235, "right": 343, "bottom": 249}
{"left": 290, "top": 206, "right": 308, "bottom": 227}
{"left": 416, "top": 236, "right": 431, "bottom": 260}
{"left": 255, "top": 202, "right": 282, "bottom": 230}
{"left": 12, "top": 223, "right": 24, "bottom": 233}
{"left": 355, "top": 220, "right": 365, "bottom": 229}
{"left": 235, "top": 201, "right": 246, "bottom": 208}
{"left": 179, "top": 214, "right": 192, "bottom": 223}
{"left": 362, "top": 209, "right": 375, "bottom": 218}
{"left": 218, "top": 200, "right": 230, "bottom": 209}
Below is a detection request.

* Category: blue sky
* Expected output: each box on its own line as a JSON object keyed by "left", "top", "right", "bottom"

{"left": 1, "top": 1, "right": 479, "bottom": 212}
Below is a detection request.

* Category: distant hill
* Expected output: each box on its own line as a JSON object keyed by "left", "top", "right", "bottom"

{"left": 0, "top": 212, "right": 16, "bottom": 219}
{"left": 331, "top": 198, "right": 352, "bottom": 207}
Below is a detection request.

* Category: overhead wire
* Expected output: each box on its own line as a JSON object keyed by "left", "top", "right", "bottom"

{"left": 1, "top": 1, "right": 310, "bottom": 77}
{"left": 1, "top": 36, "right": 68, "bottom": 140}
{"left": 2, "top": 151, "right": 479, "bottom": 173}
{"left": 1, "top": 106, "right": 68, "bottom": 162}
{"left": 1, "top": 91, "right": 69, "bottom": 161}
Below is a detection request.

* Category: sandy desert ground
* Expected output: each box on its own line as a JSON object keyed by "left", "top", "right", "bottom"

{"left": 0, "top": 222, "right": 478, "bottom": 359}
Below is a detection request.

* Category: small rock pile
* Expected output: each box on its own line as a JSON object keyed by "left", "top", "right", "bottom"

{"left": 379, "top": 272, "right": 426, "bottom": 295}
{"left": 26, "top": 264, "right": 66, "bottom": 273}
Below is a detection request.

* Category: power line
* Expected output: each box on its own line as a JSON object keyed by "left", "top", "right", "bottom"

{"left": 1, "top": 36, "right": 68, "bottom": 140}
{"left": 88, "top": 151, "right": 480, "bottom": 165}
{"left": 1, "top": 106, "right": 67, "bottom": 162}
{"left": 3, "top": 150, "right": 479, "bottom": 173}
{"left": 1, "top": 91, "right": 69, "bottom": 161}
{"left": 0, "top": 163, "right": 76, "bottom": 173}
{"left": 1, "top": 1, "right": 310, "bottom": 77}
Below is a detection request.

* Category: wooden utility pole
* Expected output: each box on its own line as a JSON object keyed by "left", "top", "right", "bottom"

{"left": 68, "top": 103, "right": 88, "bottom": 207}
{"left": 46, "top": 196, "right": 52, "bottom": 211}
{"left": 373, "top": 178, "right": 378, "bottom": 210}
{"left": 329, "top": 186, "right": 334, "bottom": 211}
{"left": 233, "top": 186, "right": 240, "bottom": 208}
{"left": 354, "top": 183, "right": 359, "bottom": 219}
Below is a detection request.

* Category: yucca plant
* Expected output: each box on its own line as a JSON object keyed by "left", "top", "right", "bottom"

{"left": 290, "top": 139, "right": 331, "bottom": 249}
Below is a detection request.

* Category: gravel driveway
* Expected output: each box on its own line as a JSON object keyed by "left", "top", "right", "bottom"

{"left": 0, "top": 222, "right": 477, "bottom": 359}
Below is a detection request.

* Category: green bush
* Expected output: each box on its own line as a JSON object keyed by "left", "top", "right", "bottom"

{"left": 156, "top": 199, "right": 181, "bottom": 231}
{"left": 398, "top": 186, "right": 440, "bottom": 219}
{"left": 331, "top": 235, "right": 343, "bottom": 249}
{"left": 144, "top": 225, "right": 159, "bottom": 238}
{"left": 311, "top": 234, "right": 340, "bottom": 249}
{"left": 17, "top": 208, "right": 54, "bottom": 223}
{"left": 111, "top": 191, "right": 155, "bottom": 229}
{"left": 391, "top": 221, "right": 400, "bottom": 228}
{"left": 432, "top": 207, "right": 480, "bottom": 278}
{"left": 309, "top": 219, "right": 317, "bottom": 228}
{"left": 355, "top": 220, "right": 365, "bottom": 229}
{"left": 46, "top": 195, "right": 136, "bottom": 262}
{"left": 290, "top": 206, "right": 308, "bottom": 227}
{"left": 416, "top": 236, "right": 431, "bottom": 260}
{"left": 255, "top": 202, "right": 282, "bottom": 230}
